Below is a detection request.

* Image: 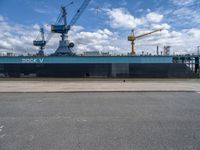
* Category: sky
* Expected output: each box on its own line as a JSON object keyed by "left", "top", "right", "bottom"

{"left": 0, "top": 0, "right": 200, "bottom": 55}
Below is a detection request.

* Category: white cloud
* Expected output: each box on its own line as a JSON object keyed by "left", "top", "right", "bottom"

{"left": 33, "top": 24, "right": 40, "bottom": 30}
{"left": 134, "top": 27, "right": 200, "bottom": 55}
{"left": 166, "top": 0, "right": 200, "bottom": 28}
{"left": 172, "top": 7, "right": 200, "bottom": 25}
{"left": 146, "top": 12, "right": 163, "bottom": 23}
{"left": 171, "top": 0, "right": 195, "bottom": 6}
{"left": 0, "top": 18, "right": 40, "bottom": 54}
{"left": 34, "top": 8, "right": 48, "bottom": 14}
{"left": 173, "top": 7, "right": 190, "bottom": 16}
{"left": 69, "top": 28, "right": 123, "bottom": 54}
{"left": 151, "top": 23, "right": 171, "bottom": 30}
{"left": 105, "top": 8, "right": 144, "bottom": 29}
{"left": 71, "top": 26, "right": 84, "bottom": 32}
{"left": 105, "top": 9, "right": 164, "bottom": 29}
{"left": 185, "top": 28, "right": 200, "bottom": 38}
{"left": 0, "top": 16, "right": 123, "bottom": 55}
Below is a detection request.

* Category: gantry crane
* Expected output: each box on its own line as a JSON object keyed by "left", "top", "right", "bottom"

{"left": 51, "top": 0, "right": 91, "bottom": 56}
{"left": 128, "top": 28, "right": 164, "bottom": 55}
{"left": 33, "top": 27, "right": 46, "bottom": 56}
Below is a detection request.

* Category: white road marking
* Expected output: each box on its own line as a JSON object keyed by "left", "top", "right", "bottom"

{"left": 196, "top": 92, "right": 200, "bottom": 94}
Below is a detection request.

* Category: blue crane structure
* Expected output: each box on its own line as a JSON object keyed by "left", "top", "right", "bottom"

{"left": 33, "top": 27, "right": 46, "bottom": 56}
{"left": 51, "top": 0, "right": 91, "bottom": 56}
{"left": 33, "top": 0, "right": 91, "bottom": 56}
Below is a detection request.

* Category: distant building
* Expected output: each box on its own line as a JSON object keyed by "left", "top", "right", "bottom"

{"left": 83, "top": 51, "right": 100, "bottom": 56}
{"left": 0, "top": 52, "right": 15, "bottom": 56}
{"left": 101, "top": 52, "right": 111, "bottom": 56}
{"left": 83, "top": 51, "right": 111, "bottom": 56}
{"left": 7, "top": 52, "right": 15, "bottom": 56}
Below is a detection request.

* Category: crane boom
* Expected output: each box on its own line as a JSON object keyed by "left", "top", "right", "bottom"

{"left": 135, "top": 28, "right": 164, "bottom": 39}
{"left": 69, "top": 0, "right": 91, "bottom": 26}
{"left": 128, "top": 28, "right": 164, "bottom": 55}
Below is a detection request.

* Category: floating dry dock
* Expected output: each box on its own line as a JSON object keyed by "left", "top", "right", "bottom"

{"left": 0, "top": 56, "right": 199, "bottom": 78}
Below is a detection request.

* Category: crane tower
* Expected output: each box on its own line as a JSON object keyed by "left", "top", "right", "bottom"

{"left": 128, "top": 28, "right": 164, "bottom": 55}
{"left": 51, "top": 0, "right": 91, "bottom": 56}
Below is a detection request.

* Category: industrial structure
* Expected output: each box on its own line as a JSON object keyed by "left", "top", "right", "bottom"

{"left": 33, "top": 0, "right": 91, "bottom": 56}
{"left": 52, "top": 0, "right": 90, "bottom": 56}
{"left": 0, "top": 0, "right": 199, "bottom": 78}
{"left": 128, "top": 28, "right": 164, "bottom": 55}
{"left": 33, "top": 27, "right": 46, "bottom": 56}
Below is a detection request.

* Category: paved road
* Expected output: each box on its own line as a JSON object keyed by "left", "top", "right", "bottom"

{"left": 0, "top": 92, "right": 200, "bottom": 150}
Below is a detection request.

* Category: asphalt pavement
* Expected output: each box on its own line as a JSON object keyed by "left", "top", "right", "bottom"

{"left": 0, "top": 92, "right": 200, "bottom": 150}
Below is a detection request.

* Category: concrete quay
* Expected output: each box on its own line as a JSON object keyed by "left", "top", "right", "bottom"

{"left": 0, "top": 79, "right": 199, "bottom": 92}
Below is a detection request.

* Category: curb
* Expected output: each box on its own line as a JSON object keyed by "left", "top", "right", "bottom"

{"left": 0, "top": 91, "right": 199, "bottom": 93}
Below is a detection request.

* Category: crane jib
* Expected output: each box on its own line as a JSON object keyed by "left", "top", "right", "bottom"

{"left": 48, "top": 0, "right": 91, "bottom": 45}
{"left": 70, "top": 0, "right": 91, "bottom": 26}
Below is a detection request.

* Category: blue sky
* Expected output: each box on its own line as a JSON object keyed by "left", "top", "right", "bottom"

{"left": 1, "top": 0, "right": 199, "bottom": 29}
{"left": 0, "top": 0, "right": 200, "bottom": 55}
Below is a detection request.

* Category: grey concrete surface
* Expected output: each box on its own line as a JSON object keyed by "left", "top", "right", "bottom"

{"left": 0, "top": 79, "right": 200, "bottom": 92}
{"left": 0, "top": 92, "right": 200, "bottom": 150}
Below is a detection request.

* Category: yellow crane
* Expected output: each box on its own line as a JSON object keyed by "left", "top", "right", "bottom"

{"left": 128, "top": 28, "right": 164, "bottom": 55}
